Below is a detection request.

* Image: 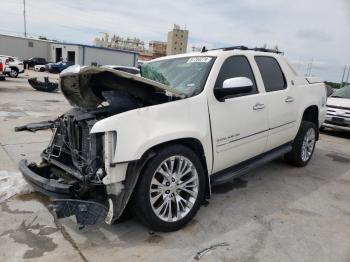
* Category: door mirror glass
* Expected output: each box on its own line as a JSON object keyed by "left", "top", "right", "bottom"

{"left": 214, "top": 77, "right": 253, "bottom": 101}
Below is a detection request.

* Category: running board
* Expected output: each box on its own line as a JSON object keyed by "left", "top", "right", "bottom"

{"left": 210, "top": 143, "right": 292, "bottom": 186}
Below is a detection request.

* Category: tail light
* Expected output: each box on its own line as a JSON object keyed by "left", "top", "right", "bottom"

{"left": 0, "top": 62, "right": 3, "bottom": 72}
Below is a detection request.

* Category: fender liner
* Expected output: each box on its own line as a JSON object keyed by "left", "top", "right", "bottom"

{"left": 108, "top": 150, "right": 156, "bottom": 223}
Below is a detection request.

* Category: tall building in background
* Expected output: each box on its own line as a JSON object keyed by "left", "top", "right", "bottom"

{"left": 166, "top": 24, "right": 189, "bottom": 56}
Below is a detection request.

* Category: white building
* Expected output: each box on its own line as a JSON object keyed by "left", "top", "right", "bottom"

{"left": 0, "top": 34, "right": 138, "bottom": 67}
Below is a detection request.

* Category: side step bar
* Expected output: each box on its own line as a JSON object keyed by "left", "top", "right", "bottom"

{"left": 210, "top": 143, "right": 292, "bottom": 186}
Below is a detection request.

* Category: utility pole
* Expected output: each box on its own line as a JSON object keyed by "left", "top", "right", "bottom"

{"left": 340, "top": 65, "right": 347, "bottom": 87}
{"left": 23, "top": 0, "right": 27, "bottom": 37}
{"left": 345, "top": 66, "right": 350, "bottom": 87}
{"left": 308, "top": 58, "right": 313, "bottom": 76}
{"left": 306, "top": 63, "right": 310, "bottom": 76}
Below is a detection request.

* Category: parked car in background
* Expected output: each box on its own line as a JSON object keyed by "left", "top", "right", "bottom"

{"left": 34, "top": 64, "right": 46, "bottom": 72}
{"left": 23, "top": 57, "right": 48, "bottom": 68}
{"left": 17, "top": 47, "right": 327, "bottom": 232}
{"left": 49, "top": 61, "right": 74, "bottom": 73}
{"left": 0, "top": 60, "right": 5, "bottom": 80}
{"left": 101, "top": 65, "right": 140, "bottom": 75}
{"left": 322, "top": 85, "right": 350, "bottom": 131}
{"left": 0, "top": 55, "right": 24, "bottom": 78}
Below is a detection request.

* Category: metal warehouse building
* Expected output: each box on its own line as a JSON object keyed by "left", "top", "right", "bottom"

{"left": 0, "top": 34, "right": 138, "bottom": 67}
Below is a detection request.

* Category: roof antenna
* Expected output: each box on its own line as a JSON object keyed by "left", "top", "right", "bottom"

{"left": 201, "top": 46, "right": 208, "bottom": 53}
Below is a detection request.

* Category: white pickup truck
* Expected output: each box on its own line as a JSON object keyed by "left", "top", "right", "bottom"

{"left": 17, "top": 46, "right": 327, "bottom": 231}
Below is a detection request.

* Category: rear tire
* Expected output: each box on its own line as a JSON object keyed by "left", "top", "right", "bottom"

{"left": 9, "top": 68, "right": 18, "bottom": 78}
{"left": 285, "top": 121, "right": 317, "bottom": 167}
{"left": 130, "top": 144, "right": 205, "bottom": 232}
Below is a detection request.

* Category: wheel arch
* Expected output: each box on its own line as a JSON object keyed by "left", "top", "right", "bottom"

{"left": 301, "top": 105, "right": 319, "bottom": 140}
{"left": 9, "top": 66, "right": 19, "bottom": 71}
{"left": 136, "top": 138, "right": 211, "bottom": 199}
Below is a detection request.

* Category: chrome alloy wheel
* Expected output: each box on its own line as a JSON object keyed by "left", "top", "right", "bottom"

{"left": 301, "top": 128, "right": 315, "bottom": 162}
{"left": 149, "top": 155, "right": 199, "bottom": 222}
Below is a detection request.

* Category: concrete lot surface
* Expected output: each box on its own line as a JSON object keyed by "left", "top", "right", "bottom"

{"left": 0, "top": 73, "right": 350, "bottom": 262}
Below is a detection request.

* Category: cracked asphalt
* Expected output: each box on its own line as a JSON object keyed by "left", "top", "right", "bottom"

{"left": 0, "top": 72, "right": 350, "bottom": 262}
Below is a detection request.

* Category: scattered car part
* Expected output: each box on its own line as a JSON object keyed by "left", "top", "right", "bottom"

{"left": 50, "top": 199, "right": 108, "bottom": 228}
{"left": 28, "top": 77, "right": 59, "bottom": 92}
{"left": 15, "top": 120, "right": 55, "bottom": 132}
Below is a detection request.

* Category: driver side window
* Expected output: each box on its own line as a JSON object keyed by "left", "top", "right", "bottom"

{"left": 215, "top": 56, "right": 258, "bottom": 97}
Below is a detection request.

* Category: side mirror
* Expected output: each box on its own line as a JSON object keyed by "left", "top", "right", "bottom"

{"left": 214, "top": 77, "right": 253, "bottom": 101}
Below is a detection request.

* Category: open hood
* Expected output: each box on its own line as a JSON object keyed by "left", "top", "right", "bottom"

{"left": 59, "top": 65, "right": 186, "bottom": 108}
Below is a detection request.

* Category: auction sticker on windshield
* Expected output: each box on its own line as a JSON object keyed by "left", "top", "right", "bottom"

{"left": 187, "top": 57, "right": 212, "bottom": 63}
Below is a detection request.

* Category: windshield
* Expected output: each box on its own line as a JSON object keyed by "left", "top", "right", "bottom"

{"left": 141, "top": 56, "right": 215, "bottom": 96}
{"left": 331, "top": 85, "right": 350, "bottom": 99}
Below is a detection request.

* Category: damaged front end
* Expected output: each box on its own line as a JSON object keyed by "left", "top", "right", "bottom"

{"left": 17, "top": 65, "right": 185, "bottom": 227}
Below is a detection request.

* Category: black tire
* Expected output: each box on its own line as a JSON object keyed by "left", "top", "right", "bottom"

{"left": 130, "top": 144, "right": 205, "bottom": 232}
{"left": 40, "top": 67, "right": 45, "bottom": 72}
{"left": 9, "top": 68, "right": 18, "bottom": 78}
{"left": 319, "top": 126, "right": 325, "bottom": 132}
{"left": 285, "top": 121, "right": 317, "bottom": 167}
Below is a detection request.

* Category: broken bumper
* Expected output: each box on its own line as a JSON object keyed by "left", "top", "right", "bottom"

{"left": 19, "top": 159, "right": 109, "bottom": 227}
{"left": 18, "top": 159, "right": 73, "bottom": 198}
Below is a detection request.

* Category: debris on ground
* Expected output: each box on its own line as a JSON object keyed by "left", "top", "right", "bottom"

{"left": 28, "top": 77, "right": 59, "bottom": 92}
{"left": 0, "top": 170, "right": 33, "bottom": 203}
{"left": 194, "top": 242, "right": 230, "bottom": 260}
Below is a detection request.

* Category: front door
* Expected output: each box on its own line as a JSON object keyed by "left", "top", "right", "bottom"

{"left": 209, "top": 55, "right": 269, "bottom": 173}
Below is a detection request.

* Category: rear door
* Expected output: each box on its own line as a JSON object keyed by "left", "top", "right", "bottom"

{"left": 209, "top": 55, "right": 269, "bottom": 173}
{"left": 254, "top": 56, "right": 298, "bottom": 151}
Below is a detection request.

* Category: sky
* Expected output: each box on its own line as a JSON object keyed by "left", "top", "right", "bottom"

{"left": 0, "top": 0, "right": 349, "bottom": 82}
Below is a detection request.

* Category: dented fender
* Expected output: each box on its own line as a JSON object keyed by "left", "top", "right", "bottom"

{"left": 90, "top": 93, "right": 213, "bottom": 174}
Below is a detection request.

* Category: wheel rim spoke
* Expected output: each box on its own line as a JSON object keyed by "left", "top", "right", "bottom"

{"left": 149, "top": 155, "right": 199, "bottom": 222}
{"left": 301, "top": 128, "right": 315, "bottom": 162}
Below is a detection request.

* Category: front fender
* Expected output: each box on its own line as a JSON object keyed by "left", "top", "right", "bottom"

{"left": 90, "top": 94, "right": 212, "bottom": 173}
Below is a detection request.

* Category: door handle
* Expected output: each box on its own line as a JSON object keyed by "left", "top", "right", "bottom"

{"left": 285, "top": 96, "right": 294, "bottom": 103}
{"left": 253, "top": 103, "right": 265, "bottom": 110}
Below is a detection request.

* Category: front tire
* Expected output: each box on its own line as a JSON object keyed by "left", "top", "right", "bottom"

{"left": 285, "top": 121, "right": 317, "bottom": 167}
{"left": 131, "top": 144, "right": 205, "bottom": 232}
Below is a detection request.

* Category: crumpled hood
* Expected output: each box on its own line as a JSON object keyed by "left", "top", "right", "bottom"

{"left": 59, "top": 65, "right": 186, "bottom": 108}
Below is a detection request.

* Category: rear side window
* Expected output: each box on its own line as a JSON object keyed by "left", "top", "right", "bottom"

{"left": 215, "top": 56, "right": 257, "bottom": 96}
{"left": 255, "top": 56, "right": 286, "bottom": 92}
